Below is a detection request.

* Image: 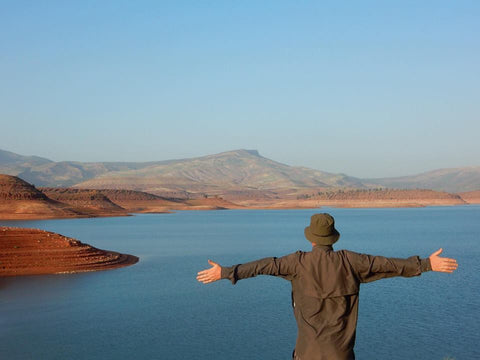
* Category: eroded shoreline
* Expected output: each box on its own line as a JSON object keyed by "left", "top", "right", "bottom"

{"left": 0, "top": 227, "right": 138, "bottom": 277}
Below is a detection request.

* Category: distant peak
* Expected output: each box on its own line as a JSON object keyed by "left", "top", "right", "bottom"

{"left": 215, "top": 149, "right": 262, "bottom": 158}
{"left": 230, "top": 149, "right": 260, "bottom": 157}
{"left": 243, "top": 149, "right": 260, "bottom": 157}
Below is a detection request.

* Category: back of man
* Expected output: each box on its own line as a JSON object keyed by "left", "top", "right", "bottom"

{"left": 290, "top": 246, "right": 429, "bottom": 359}
{"left": 291, "top": 246, "right": 360, "bottom": 359}
{"left": 197, "top": 213, "right": 458, "bottom": 360}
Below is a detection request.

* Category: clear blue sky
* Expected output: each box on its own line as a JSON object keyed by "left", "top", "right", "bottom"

{"left": 1, "top": 0, "right": 478, "bottom": 178}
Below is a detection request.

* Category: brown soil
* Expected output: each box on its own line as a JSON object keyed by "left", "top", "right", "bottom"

{"left": 457, "top": 190, "right": 480, "bottom": 204}
{"left": 171, "top": 197, "right": 244, "bottom": 210}
{"left": 97, "top": 189, "right": 183, "bottom": 213}
{"left": 1, "top": 174, "right": 475, "bottom": 219}
{"left": 235, "top": 189, "right": 467, "bottom": 209}
{"left": 295, "top": 188, "right": 465, "bottom": 201}
{"left": 0, "top": 174, "right": 54, "bottom": 201}
{"left": 41, "top": 187, "right": 243, "bottom": 212}
{"left": 41, "top": 187, "right": 185, "bottom": 214}
{"left": 40, "top": 188, "right": 128, "bottom": 216}
{"left": 0, "top": 175, "right": 93, "bottom": 220}
{"left": 0, "top": 200, "right": 89, "bottom": 220}
{"left": 94, "top": 189, "right": 171, "bottom": 201}
{"left": 0, "top": 227, "right": 138, "bottom": 277}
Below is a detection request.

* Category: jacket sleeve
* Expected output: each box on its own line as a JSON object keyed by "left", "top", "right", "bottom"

{"left": 220, "top": 252, "right": 301, "bottom": 284}
{"left": 344, "top": 251, "right": 432, "bottom": 283}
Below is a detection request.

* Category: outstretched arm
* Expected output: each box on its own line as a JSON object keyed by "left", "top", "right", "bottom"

{"left": 197, "top": 252, "right": 300, "bottom": 285}
{"left": 197, "top": 260, "right": 222, "bottom": 284}
{"left": 346, "top": 248, "right": 458, "bottom": 283}
{"left": 429, "top": 248, "right": 458, "bottom": 273}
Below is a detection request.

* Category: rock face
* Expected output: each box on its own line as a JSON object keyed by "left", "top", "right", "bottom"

{"left": 0, "top": 174, "right": 88, "bottom": 219}
{"left": 297, "top": 188, "right": 465, "bottom": 201}
{"left": 39, "top": 188, "right": 128, "bottom": 216}
{"left": 93, "top": 189, "right": 183, "bottom": 212}
{"left": 458, "top": 190, "right": 480, "bottom": 204}
{"left": 234, "top": 188, "right": 468, "bottom": 209}
{"left": 0, "top": 227, "right": 138, "bottom": 277}
{"left": 0, "top": 173, "right": 51, "bottom": 200}
{"left": 40, "top": 187, "right": 185, "bottom": 213}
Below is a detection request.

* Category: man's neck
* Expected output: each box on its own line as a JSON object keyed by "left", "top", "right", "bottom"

{"left": 312, "top": 244, "right": 333, "bottom": 251}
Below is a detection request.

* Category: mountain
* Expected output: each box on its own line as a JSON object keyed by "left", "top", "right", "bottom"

{"left": 74, "top": 149, "right": 366, "bottom": 195}
{"left": 2, "top": 148, "right": 479, "bottom": 194}
{"left": 366, "top": 167, "right": 480, "bottom": 193}
{"left": 0, "top": 149, "right": 163, "bottom": 187}
{"left": 0, "top": 149, "right": 52, "bottom": 176}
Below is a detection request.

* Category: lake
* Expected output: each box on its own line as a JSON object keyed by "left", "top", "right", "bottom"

{"left": 0, "top": 207, "right": 479, "bottom": 359}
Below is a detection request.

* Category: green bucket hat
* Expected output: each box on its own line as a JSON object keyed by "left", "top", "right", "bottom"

{"left": 304, "top": 213, "right": 340, "bottom": 245}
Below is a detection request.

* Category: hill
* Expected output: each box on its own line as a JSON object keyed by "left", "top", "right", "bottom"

{"left": 39, "top": 188, "right": 128, "bottom": 216}
{"left": 0, "top": 149, "right": 52, "bottom": 173}
{"left": 0, "top": 174, "right": 89, "bottom": 219}
{"left": 39, "top": 187, "right": 240, "bottom": 213}
{"left": 2, "top": 148, "right": 479, "bottom": 194}
{"left": 0, "top": 149, "right": 158, "bottom": 187}
{"left": 41, "top": 187, "right": 186, "bottom": 213}
{"left": 234, "top": 188, "right": 467, "bottom": 209}
{"left": 367, "top": 167, "right": 480, "bottom": 193}
{"left": 457, "top": 190, "right": 480, "bottom": 204}
{"left": 74, "top": 149, "right": 366, "bottom": 195}
{"left": 0, "top": 227, "right": 138, "bottom": 276}
{"left": 0, "top": 175, "right": 136, "bottom": 219}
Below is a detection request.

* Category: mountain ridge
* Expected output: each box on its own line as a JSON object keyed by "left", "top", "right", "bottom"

{"left": 366, "top": 166, "right": 480, "bottom": 193}
{"left": 1, "top": 148, "right": 479, "bottom": 193}
{"left": 73, "top": 149, "right": 366, "bottom": 195}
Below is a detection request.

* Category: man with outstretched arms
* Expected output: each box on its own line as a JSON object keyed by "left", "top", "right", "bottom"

{"left": 197, "top": 213, "right": 458, "bottom": 360}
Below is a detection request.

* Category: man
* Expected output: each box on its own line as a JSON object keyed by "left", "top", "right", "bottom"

{"left": 196, "top": 213, "right": 458, "bottom": 360}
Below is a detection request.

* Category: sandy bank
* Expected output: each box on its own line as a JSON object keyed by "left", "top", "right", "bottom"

{"left": 458, "top": 190, "right": 480, "bottom": 204}
{"left": 235, "top": 199, "right": 467, "bottom": 209}
{"left": 0, "top": 227, "right": 138, "bottom": 277}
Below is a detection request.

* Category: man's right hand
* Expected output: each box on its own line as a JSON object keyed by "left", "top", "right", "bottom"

{"left": 196, "top": 260, "right": 222, "bottom": 284}
{"left": 429, "top": 248, "right": 458, "bottom": 273}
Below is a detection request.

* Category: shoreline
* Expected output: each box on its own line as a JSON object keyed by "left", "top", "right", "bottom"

{"left": 1, "top": 174, "right": 477, "bottom": 220}
{"left": 0, "top": 227, "right": 138, "bottom": 277}
{"left": 1, "top": 200, "right": 478, "bottom": 220}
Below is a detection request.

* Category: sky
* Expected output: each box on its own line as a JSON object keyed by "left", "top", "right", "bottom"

{"left": 0, "top": 0, "right": 479, "bottom": 178}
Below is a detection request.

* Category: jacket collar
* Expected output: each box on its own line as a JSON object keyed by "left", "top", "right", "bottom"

{"left": 313, "top": 244, "right": 333, "bottom": 252}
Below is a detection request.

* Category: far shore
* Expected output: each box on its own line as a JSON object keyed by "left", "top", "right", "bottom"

{"left": 2, "top": 199, "right": 478, "bottom": 221}
{"left": 1, "top": 177, "right": 478, "bottom": 220}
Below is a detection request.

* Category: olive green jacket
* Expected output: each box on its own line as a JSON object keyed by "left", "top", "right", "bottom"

{"left": 221, "top": 245, "right": 432, "bottom": 360}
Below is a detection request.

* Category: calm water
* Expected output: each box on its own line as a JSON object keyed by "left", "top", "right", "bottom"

{"left": 0, "top": 207, "right": 479, "bottom": 360}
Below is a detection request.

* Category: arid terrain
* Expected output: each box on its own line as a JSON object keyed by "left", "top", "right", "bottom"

{"left": 0, "top": 227, "right": 138, "bottom": 276}
{"left": 457, "top": 190, "right": 480, "bottom": 204}
{"left": 1, "top": 174, "right": 480, "bottom": 221}
{"left": 39, "top": 187, "right": 129, "bottom": 216}
{"left": 1, "top": 163, "right": 478, "bottom": 279}
{"left": 1, "top": 148, "right": 479, "bottom": 219}
{"left": 241, "top": 188, "right": 468, "bottom": 209}
{"left": 0, "top": 174, "right": 93, "bottom": 220}
{"left": 2, "top": 148, "right": 480, "bottom": 193}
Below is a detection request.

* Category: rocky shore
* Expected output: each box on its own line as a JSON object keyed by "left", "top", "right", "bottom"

{"left": 1, "top": 174, "right": 479, "bottom": 220}
{"left": 0, "top": 227, "right": 138, "bottom": 277}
